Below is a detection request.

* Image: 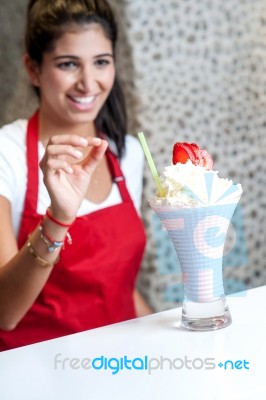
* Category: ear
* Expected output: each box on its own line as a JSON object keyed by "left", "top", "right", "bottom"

{"left": 23, "top": 53, "right": 40, "bottom": 87}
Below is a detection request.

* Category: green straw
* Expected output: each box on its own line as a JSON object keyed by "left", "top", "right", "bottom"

{"left": 138, "top": 132, "right": 164, "bottom": 197}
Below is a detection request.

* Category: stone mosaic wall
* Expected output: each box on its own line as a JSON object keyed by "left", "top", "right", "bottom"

{"left": 110, "top": 0, "right": 266, "bottom": 310}
{"left": 1, "top": 0, "right": 266, "bottom": 311}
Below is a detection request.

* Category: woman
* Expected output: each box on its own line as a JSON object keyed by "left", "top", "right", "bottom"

{"left": 0, "top": 0, "right": 150, "bottom": 351}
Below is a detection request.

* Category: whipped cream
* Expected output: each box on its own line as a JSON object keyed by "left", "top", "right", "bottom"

{"left": 152, "top": 160, "right": 242, "bottom": 206}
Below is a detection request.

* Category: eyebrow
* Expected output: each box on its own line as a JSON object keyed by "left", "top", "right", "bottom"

{"left": 95, "top": 53, "right": 114, "bottom": 58}
{"left": 52, "top": 53, "right": 114, "bottom": 61}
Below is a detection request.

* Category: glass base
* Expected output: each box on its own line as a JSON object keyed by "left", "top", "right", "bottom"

{"left": 181, "top": 296, "right": 232, "bottom": 331}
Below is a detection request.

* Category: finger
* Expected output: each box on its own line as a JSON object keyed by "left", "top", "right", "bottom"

{"left": 42, "top": 158, "right": 74, "bottom": 175}
{"left": 47, "top": 135, "right": 103, "bottom": 148}
{"left": 47, "top": 135, "right": 89, "bottom": 147}
{"left": 46, "top": 144, "right": 84, "bottom": 161}
{"left": 82, "top": 140, "right": 108, "bottom": 173}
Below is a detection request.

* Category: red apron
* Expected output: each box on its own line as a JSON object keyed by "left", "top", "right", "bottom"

{"left": 0, "top": 111, "right": 146, "bottom": 351}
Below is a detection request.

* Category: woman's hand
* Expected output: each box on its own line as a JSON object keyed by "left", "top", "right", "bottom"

{"left": 39, "top": 135, "right": 108, "bottom": 223}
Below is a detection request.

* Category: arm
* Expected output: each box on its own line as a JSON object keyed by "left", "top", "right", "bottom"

{"left": 0, "top": 135, "right": 108, "bottom": 330}
{"left": 0, "top": 195, "right": 67, "bottom": 330}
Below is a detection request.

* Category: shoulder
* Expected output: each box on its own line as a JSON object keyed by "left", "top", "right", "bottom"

{"left": 123, "top": 134, "right": 144, "bottom": 164}
{"left": 0, "top": 119, "right": 27, "bottom": 149}
{"left": 106, "top": 134, "right": 144, "bottom": 167}
{"left": 106, "top": 134, "right": 144, "bottom": 211}
{"left": 0, "top": 119, "right": 28, "bottom": 191}
{"left": 122, "top": 135, "right": 144, "bottom": 211}
{"left": 0, "top": 120, "right": 28, "bottom": 235}
{"left": 120, "top": 134, "right": 144, "bottom": 181}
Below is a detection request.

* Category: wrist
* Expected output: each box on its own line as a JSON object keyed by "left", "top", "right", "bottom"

{"left": 46, "top": 207, "right": 76, "bottom": 227}
{"left": 39, "top": 221, "right": 72, "bottom": 252}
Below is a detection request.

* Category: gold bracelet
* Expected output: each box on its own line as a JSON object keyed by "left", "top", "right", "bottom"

{"left": 27, "top": 237, "right": 59, "bottom": 268}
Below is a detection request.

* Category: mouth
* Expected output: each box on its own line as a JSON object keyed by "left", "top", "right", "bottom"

{"left": 68, "top": 95, "right": 96, "bottom": 105}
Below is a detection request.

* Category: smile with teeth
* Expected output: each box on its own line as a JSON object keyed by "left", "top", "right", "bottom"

{"left": 69, "top": 95, "right": 95, "bottom": 104}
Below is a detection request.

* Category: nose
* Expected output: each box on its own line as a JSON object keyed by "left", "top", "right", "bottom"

{"left": 76, "top": 66, "right": 97, "bottom": 93}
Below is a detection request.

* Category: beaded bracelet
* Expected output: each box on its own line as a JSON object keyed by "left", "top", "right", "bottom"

{"left": 27, "top": 236, "right": 59, "bottom": 268}
{"left": 39, "top": 225, "right": 64, "bottom": 253}
{"left": 39, "top": 224, "right": 72, "bottom": 253}
{"left": 46, "top": 208, "right": 74, "bottom": 228}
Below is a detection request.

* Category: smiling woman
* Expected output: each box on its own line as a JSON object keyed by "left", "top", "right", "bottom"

{"left": 25, "top": 0, "right": 126, "bottom": 157}
{"left": 0, "top": 0, "right": 152, "bottom": 351}
{"left": 24, "top": 25, "right": 116, "bottom": 135}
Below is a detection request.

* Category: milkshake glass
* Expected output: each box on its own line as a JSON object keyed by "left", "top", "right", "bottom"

{"left": 150, "top": 192, "right": 241, "bottom": 331}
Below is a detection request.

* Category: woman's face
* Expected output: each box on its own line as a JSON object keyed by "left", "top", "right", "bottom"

{"left": 30, "top": 24, "right": 115, "bottom": 130}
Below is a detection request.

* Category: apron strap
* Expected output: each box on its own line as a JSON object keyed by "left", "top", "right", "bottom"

{"left": 105, "top": 148, "right": 131, "bottom": 202}
{"left": 17, "top": 110, "right": 40, "bottom": 248}
{"left": 24, "top": 110, "right": 39, "bottom": 213}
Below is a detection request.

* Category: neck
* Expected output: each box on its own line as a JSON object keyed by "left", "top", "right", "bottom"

{"left": 38, "top": 108, "right": 97, "bottom": 146}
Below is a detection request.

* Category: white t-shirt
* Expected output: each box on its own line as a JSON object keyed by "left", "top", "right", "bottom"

{"left": 0, "top": 119, "right": 144, "bottom": 238}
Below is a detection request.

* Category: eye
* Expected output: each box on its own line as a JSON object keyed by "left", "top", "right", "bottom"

{"left": 95, "top": 58, "right": 112, "bottom": 67}
{"left": 57, "top": 61, "right": 78, "bottom": 70}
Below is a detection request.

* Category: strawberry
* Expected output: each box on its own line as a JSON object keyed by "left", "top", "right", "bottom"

{"left": 172, "top": 142, "right": 199, "bottom": 165}
{"left": 198, "top": 149, "right": 214, "bottom": 169}
{"left": 172, "top": 142, "right": 213, "bottom": 170}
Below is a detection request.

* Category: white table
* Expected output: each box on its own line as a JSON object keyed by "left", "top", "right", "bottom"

{"left": 0, "top": 286, "right": 265, "bottom": 400}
